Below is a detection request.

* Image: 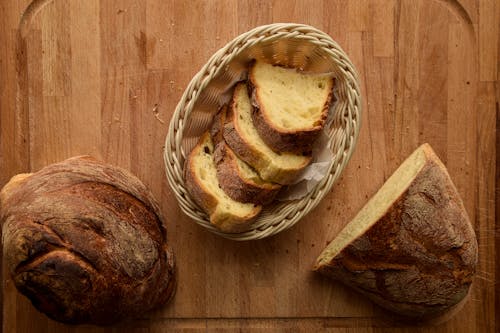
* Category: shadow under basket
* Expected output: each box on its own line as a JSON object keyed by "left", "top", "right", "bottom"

{"left": 164, "top": 23, "right": 362, "bottom": 240}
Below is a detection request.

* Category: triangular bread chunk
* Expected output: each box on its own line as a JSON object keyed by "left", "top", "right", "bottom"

{"left": 184, "top": 132, "right": 261, "bottom": 232}
{"left": 249, "top": 61, "right": 334, "bottom": 153}
{"left": 314, "top": 144, "right": 478, "bottom": 318}
{"left": 223, "top": 82, "right": 311, "bottom": 185}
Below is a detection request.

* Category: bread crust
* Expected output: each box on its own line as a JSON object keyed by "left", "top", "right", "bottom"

{"left": 248, "top": 62, "right": 334, "bottom": 154}
{"left": 223, "top": 83, "right": 312, "bottom": 185}
{"left": 314, "top": 144, "right": 478, "bottom": 319}
{"left": 0, "top": 156, "right": 176, "bottom": 325}
{"left": 210, "top": 104, "right": 227, "bottom": 145}
{"left": 184, "top": 136, "right": 219, "bottom": 214}
{"left": 214, "top": 142, "right": 281, "bottom": 205}
{"left": 184, "top": 132, "right": 261, "bottom": 233}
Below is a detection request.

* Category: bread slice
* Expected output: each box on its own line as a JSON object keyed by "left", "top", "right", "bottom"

{"left": 211, "top": 105, "right": 281, "bottom": 205}
{"left": 314, "top": 144, "right": 478, "bottom": 319}
{"left": 249, "top": 61, "right": 334, "bottom": 153}
{"left": 223, "top": 83, "right": 312, "bottom": 185}
{"left": 213, "top": 143, "right": 281, "bottom": 205}
{"left": 184, "top": 132, "right": 261, "bottom": 232}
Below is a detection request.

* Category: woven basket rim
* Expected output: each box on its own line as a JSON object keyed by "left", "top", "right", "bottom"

{"left": 164, "top": 23, "right": 362, "bottom": 241}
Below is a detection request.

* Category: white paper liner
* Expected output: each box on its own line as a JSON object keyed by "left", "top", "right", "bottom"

{"left": 277, "top": 129, "right": 334, "bottom": 201}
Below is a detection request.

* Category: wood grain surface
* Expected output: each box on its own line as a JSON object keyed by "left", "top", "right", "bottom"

{"left": 0, "top": 0, "right": 498, "bottom": 332}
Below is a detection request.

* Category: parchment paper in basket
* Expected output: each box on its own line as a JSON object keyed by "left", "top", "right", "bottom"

{"left": 276, "top": 128, "right": 334, "bottom": 201}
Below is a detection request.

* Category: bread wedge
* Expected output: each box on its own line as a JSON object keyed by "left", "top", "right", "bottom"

{"left": 211, "top": 105, "right": 281, "bottom": 204}
{"left": 314, "top": 143, "right": 478, "bottom": 319}
{"left": 249, "top": 61, "right": 334, "bottom": 153}
{"left": 223, "top": 82, "right": 312, "bottom": 185}
{"left": 184, "top": 132, "right": 261, "bottom": 232}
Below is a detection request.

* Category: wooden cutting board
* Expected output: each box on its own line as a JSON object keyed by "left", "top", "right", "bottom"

{"left": 1, "top": 0, "right": 498, "bottom": 332}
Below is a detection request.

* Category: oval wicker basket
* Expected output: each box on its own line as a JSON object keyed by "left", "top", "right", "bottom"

{"left": 164, "top": 23, "right": 362, "bottom": 240}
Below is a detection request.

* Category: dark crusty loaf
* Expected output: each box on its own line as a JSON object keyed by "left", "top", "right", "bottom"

{"left": 0, "top": 156, "right": 176, "bottom": 325}
{"left": 184, "top": 131, "right": 262, "bottom": 232}
{"left": 211, "top": 105, "right": 281, "bottom": 205}
{"left": 314, "top": 144, "right": 478, "bottom": 319}
{"left": 223, "top": 82, "right": 312, "bottom": 185}
{"left": 249, "top": 60, "right": 334, "bottom": 153}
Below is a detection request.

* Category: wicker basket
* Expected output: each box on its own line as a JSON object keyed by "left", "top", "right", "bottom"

{"left": 164, "top": 23, "right": 361, "bottom": 240}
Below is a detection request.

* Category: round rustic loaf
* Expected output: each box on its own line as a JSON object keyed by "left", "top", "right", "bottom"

{"left": 0, "top": 156, "right": 176, "bottom": 325}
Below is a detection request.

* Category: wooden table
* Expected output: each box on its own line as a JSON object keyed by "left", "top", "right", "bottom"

{"left": 1, "top": 0, "right": 498, "bottom": 332}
